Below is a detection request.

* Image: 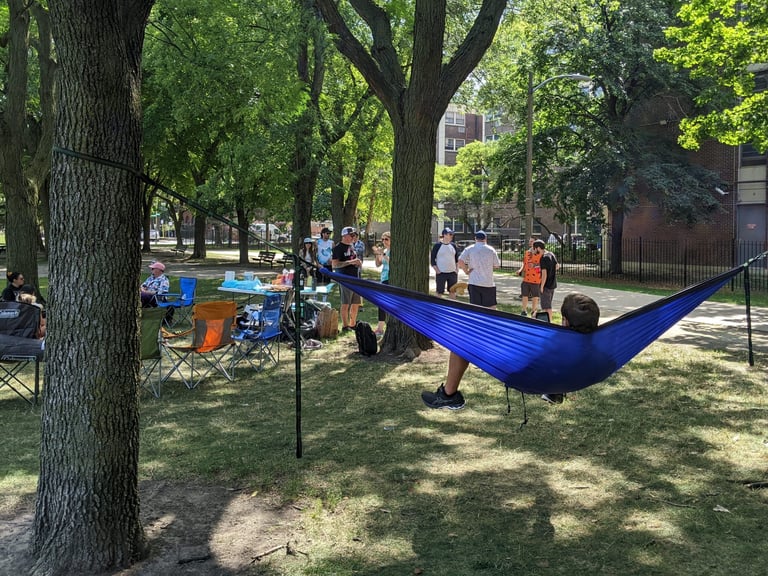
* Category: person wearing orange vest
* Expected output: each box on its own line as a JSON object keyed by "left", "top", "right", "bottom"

{"left": 516, "top": 237, "right": 541, "bottom": 316}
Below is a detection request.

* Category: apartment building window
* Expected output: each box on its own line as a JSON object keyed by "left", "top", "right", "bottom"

{"left": 445, "top": 138, "right": 466, "bottom": 151}
{"left": 742, "top": 143, "right": 766, "bottom": 167}
{"left": 445, "top": 111, "right": 465, "bottom": 126}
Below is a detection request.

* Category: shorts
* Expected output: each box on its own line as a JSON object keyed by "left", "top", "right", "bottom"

{"left": 540, "top": 287, "right": 555, "bottom": 310}
{"left": 340, "top": 284, "right": 361, "bottom": 305}
{"left": 436, "top": 271, "right": 458, "bottom": 294}
{"left": 521, "top": 282, "right": 540, "bottom": 298}
{"left": 468, "top": 285, "right": 497, "bottom": 307}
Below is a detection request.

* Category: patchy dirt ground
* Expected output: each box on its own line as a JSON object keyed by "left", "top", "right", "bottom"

{"left": 0, "top": 481, "right": 305, "bottom": 575}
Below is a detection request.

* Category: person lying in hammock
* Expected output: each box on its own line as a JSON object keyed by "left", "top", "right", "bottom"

{"left": 421, "top": 292, "right": 600, "bottom": 410}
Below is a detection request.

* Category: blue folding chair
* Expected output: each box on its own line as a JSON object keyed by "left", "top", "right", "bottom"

{"left": 157, "top": 277, "right": 197, "bottom": 327}
{"left": 232, "top": 293, "right": 283, "bottom": 372}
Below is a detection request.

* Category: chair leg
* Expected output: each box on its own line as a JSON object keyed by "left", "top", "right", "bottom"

{"left": 188, "top": 345, "right": 235, "bottom": 388}
{"left": 0, "top": 360, "right": 37, "bottom": 406}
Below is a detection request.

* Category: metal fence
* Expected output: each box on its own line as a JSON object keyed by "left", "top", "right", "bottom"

{"left": 496, "top": 238, "right": 768, "bottom": 293}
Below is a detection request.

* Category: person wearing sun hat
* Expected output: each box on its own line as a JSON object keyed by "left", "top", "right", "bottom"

{"left": 140, "top": 261, "right": 169, "bottom": 307}
{"left": 299, "top": 237, "right": 319, "bottom": 284}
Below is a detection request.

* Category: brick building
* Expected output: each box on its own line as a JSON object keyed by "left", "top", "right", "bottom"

{"left": 433, "top": 96, "right": 768, "bottom": 252}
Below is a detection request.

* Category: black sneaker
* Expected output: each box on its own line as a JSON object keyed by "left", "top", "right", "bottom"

{"left": 422, "top": 384, "right": 466, "bottom": 410}
{"left": 541, "top": 393, "right": 565, "bottom": 404}
{"left": 520, "top": 310, "right": 527, "bottom": 317}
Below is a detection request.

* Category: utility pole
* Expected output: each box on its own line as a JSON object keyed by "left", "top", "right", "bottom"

{"left": 525, "top": 73, "right": 591, "bottom": 239}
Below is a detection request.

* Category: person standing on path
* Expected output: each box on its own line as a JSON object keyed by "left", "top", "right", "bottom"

{"left": 431, "top": 228, "right": 460, "bottom": 299}
{"left": 516, "top": 237, "right": 541, "bottom": 316}
{"left": 458, "top": 230, "right": 501, "bottom": 308}
{"left": 534, "top": 239, "right": 558, "bottom": 322}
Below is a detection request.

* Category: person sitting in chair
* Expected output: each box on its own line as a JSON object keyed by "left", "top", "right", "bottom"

{"left": 140, "top": 261, "right": 169, "bottom": 308}
{"left": 2, "top": 271, "right": 25, "bottom": 302}
{"left": 18, "top": 284, "right": 46, "bottom": 338}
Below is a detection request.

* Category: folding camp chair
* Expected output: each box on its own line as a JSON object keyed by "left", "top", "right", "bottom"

{"left": 0, "top": 302, "right": 45, "bottom": 405}
{"left": 231, "top": 293, "right": 283, "bottom": 372}
{"left": 140, "top": 307, "right": 167, "bottom": 398}
{"left": 162, "top": 301, "right": 237, "bottom": 389}
{"left": 157, "top": 277, "right": 197, "bottom": 328}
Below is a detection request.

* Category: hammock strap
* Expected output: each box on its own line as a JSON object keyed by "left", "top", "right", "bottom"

{"left": 745, "top": 264, "right": 754, "bottom": 366}
{"left": 518, "top": 392, "right": 528, "bottom": 430}
{"left": 505, "top": 388, "right": 529, "bottom": 430}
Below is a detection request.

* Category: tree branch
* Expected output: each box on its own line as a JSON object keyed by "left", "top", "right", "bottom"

{"left": 315, "top": 0, "right": 401, "bottom": 112}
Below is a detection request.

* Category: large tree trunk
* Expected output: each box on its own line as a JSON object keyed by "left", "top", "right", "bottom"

{"left": 33, "top": 2, "right": 154, "bottom": 574}
{"left": 291, "top": 0, "right": 324, "bottom": 254}
{"left": 382, "top": 121, "right": 437, "bottom": 355}
{"left": 236, "top": 204, "right": 251, "bottom": 264}
{"left": 192, "top": 211, "right": 208, "bottom": 258}
{"left": 0, "top": 0, "right": 40, "bottom": 289}
{"left": 292, "top": 110, "right": 319, "bottom": 252}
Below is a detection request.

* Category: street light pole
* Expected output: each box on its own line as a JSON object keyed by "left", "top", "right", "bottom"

{"left": 525, "top": 73, "right": 591, "bottom": 239}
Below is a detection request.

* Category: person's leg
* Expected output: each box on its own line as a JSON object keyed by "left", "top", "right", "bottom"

{"left": 468, "top": 285, "right": 479, "bottom": 306}
{"left": 540, "top": 288, "right": 554, "bottom": 322}
{"left": 435, "top": 273, "right": 446, "bottom": 297}
{"left": 446, "top": 272, "right": 458, "bottom": 300}
{"left": 376, "top": 304, "right": 386, "bottom": 332}
{"left": 443, "top": 352, "right": 470, "bottom": 395}
{"left": 521, "top": 295, "right": 529, "bottom": 314}
{"left": 477, "top": 286, "right": 497, "bottom": 310}
{"left": 376, "top": 281, "right": 388, "bottom": 334}
{"left": 340, "top": 303, "right": 350, "bottom": 328}
{"left": 422, "top": 351, "right": 468, "bottom": 409}
{"left": 532, "top": 296, "right": 539, "bottom": 316}
{"left": 348, "top": 303, "right": 360, "bottom": 326}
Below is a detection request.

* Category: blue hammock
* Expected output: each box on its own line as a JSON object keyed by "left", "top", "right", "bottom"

{"left": 322, "top": 262, "right": 756, "bottom": 395}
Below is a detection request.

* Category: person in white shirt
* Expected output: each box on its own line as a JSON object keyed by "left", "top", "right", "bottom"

{"left": 430, "top": 228, "right": 459, "bottom": 299}
{"left": 458, "top": 230, "right": 500, "bottom": 308}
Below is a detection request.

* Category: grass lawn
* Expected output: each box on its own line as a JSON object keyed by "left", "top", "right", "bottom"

{"left": 1, "top": 271, "right": 767, "bottom": 574}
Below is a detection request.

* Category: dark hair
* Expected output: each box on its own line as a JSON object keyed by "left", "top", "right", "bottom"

{"left": 561, "top": 293, "right": 600, "bottom": 333}
{"left": 532, "top": 240, "right": 546, "bottom": 250}
{"left": 321, "top": 228, "right": 331, "bottom": 234}
{"left": 20, "top": 284, "right": 35, "bottom": 295}
{"left": 6, "top": 271, "right": 22, "bottom": 284}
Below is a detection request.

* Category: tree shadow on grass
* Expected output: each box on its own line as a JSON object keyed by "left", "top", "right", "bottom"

{"left": 266, "top": 340, "right": 767, "bottom": 575}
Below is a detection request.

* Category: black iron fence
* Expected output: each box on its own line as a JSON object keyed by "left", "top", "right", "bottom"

{"left": 495, "top": 237, "right": 768, "bottom": 293}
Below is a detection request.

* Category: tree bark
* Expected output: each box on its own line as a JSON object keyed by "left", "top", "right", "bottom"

{"left": 0, "top": 0, "right": 40, "bottom": 288}
{"left": 33, "top": 2, "right": 154, "bottom": 574}
{"left": 192, "top": 211, "right": 208, "bottom": 259}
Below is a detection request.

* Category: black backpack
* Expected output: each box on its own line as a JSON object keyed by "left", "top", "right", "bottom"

{"left": 355, "top": 321, "right": 378, "bottom": 356}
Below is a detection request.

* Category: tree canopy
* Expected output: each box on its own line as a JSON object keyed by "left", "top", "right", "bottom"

{"left": 656, "top": 0, "right": 768, "bottom": 152}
